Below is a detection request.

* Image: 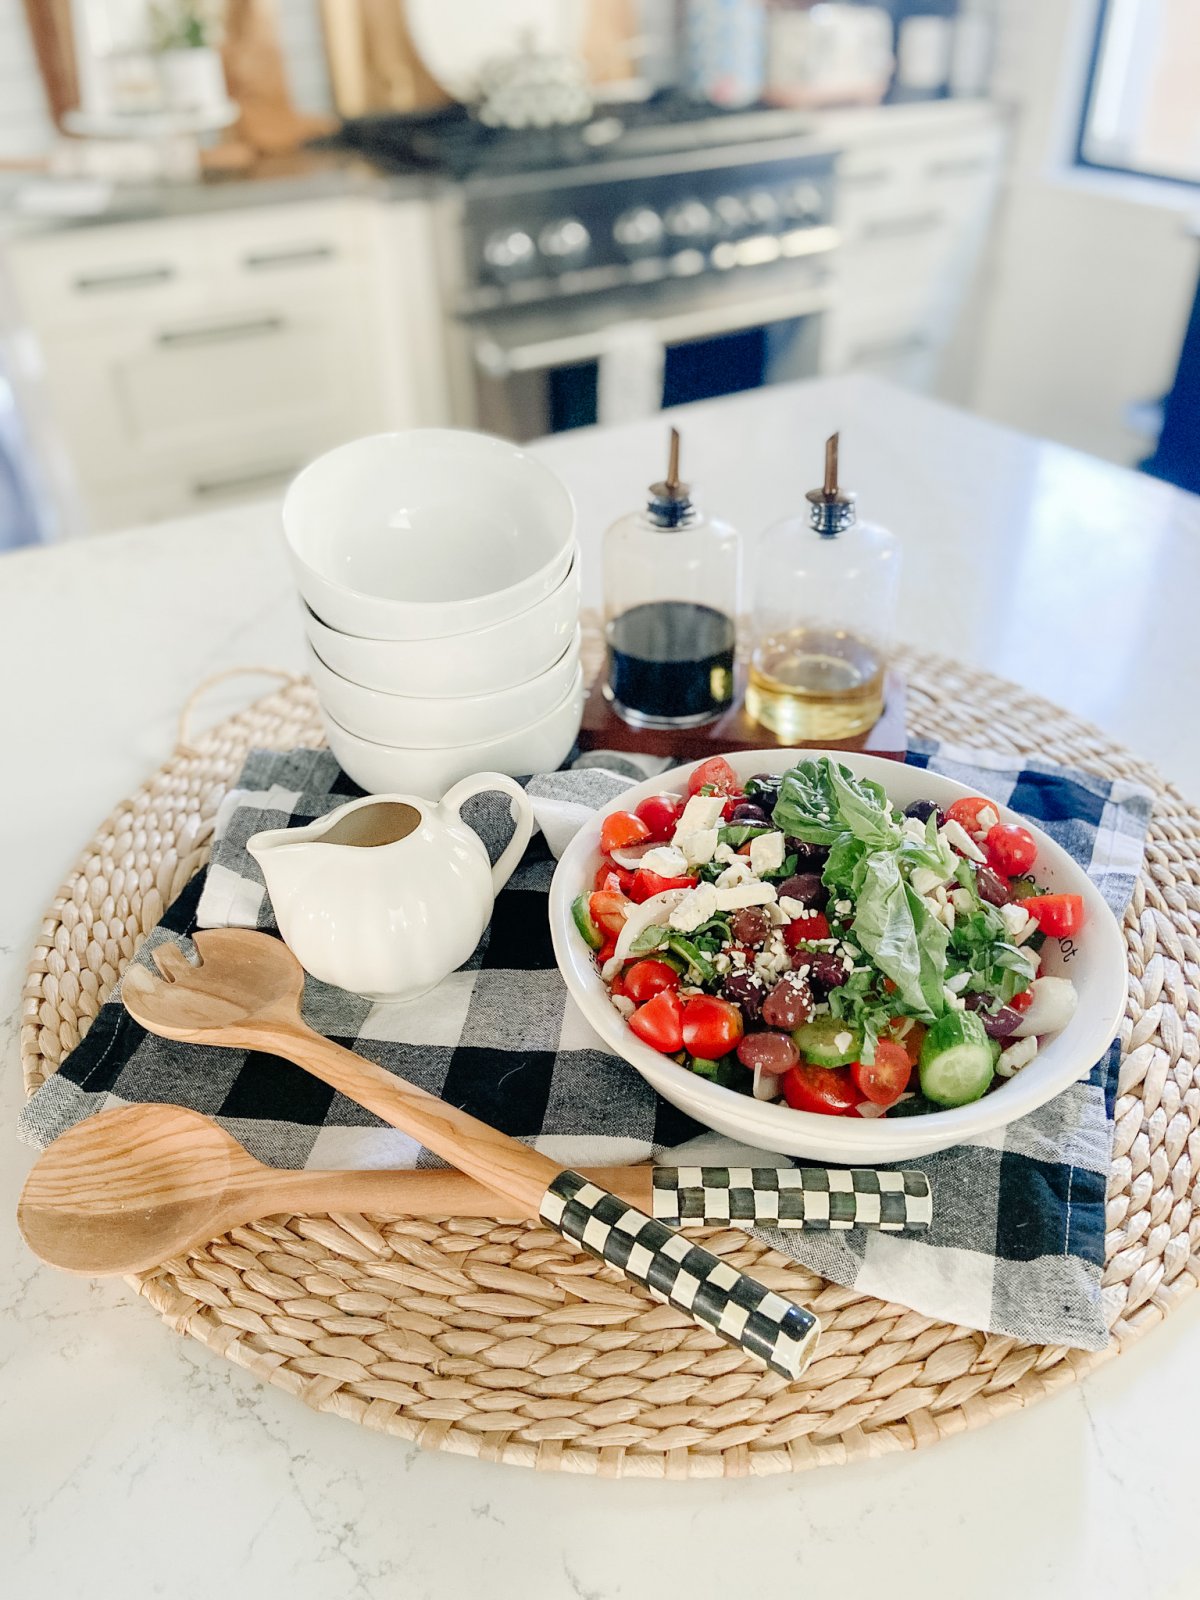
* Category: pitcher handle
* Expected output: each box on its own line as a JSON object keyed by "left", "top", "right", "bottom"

{"left": 439, "top": 772, "right": 535, "bottom": 894}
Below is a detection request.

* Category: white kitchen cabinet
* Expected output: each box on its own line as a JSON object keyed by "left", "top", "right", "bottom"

{"left": 821, "top": 106, "right": 1006, "bottom": 398}
{"left": 5, "top": 196, "right": 447, "bottom": 533}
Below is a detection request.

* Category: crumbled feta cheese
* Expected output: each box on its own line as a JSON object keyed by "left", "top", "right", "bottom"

{"left": 668, "top": 883, "right": 719, "bottom": 933}
{"left": 713, "top": 843, "right": 738, "bottom": 865}
{"left": 716, "top": 856, "right": 754, "bottom": 888}
{"left": 833, "top": 898, "right": 852, "bottom": 916}
{"left": 833, "top": 1031, "right": 852, "bottom": 1054}
{"left": 999, "top": 902, "right": 1036, "bottom": 944}
{"left": 933, "top": 885, "right": 948, "bottom": 906}
{"left": 611, "top": 994, "right": 635, "bottom": 1018}
{"left": 712, "top": 951, "right": 732, "bottom": 974}
{"left": 950, "top": 887, "right": 974, "bottom": 913}
{"left": 911, "top": 866, "right": 947, "bottom": 897}
{"left": 977, "top": 805, "right": 1000, "bottom": 832}
{"left": 941, "top": 819, "right": 987, "bottom": 864}
{"left": 996, "top": 1035, "right": 1038, "bottom": 1078}
{"left": 675, "top": 828, "right": 720, "bottom": 867}
{"left": 673, "top": 795, "right": 725, "bottom": 839}
{"left": 638, "top": 844, "right": 689, "bottom": 878}
{"left": 778, "top": 895, "right": 806, "bottom": 919}
{"left": 942, "top": 985, "right": 967, "bottom": 1011}
{"left": 748, "top": 831, "right": 786, "bottom": 876}
{"left": 763, "top": 900, "right": 786, "bottom": 925}
{"left": 715, "top": 882, "right": 778, "bottom": 911}
{"left": 901, "top": 817, "right": 929, "bottom": 843}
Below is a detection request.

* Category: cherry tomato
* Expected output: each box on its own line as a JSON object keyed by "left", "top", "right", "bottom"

{"left": 1018, "top": 893, "right": 1085, "bottom": 938}
{"left": 596, "top": 937, "right": 617, "bottom": 964}
{"left": 594, "top": 861, "right": 635, "bottom": 895}
{"left": 1010, "top": 988, "right": 1035, "bottom": 1012}
{"left": 985, "top": 823, "right": 1037, "bottom": 878}
{"left": 687, "top": 757, "right": 740, "bottom": 797}
{"left": 887, "top": 1018, "right": 927, "bottom": 1067}
{"left": 781, "top": 1063, "right": 859, "bottom": 1115}
{"left": 633, "top": 792, "right": 686, "bottom": 842}
{"left": 629, "top": 868, "right": 699, "bottom": 904}
{"left": 850, "top": 1041, "right": 912, "bottom": 1108}
{"left": 600, "top": 811, "right": 651, "bottom": 855}
{"left": 623, "top": 959, "right": 681, "bottom": 1006}
{"left": 944, "top": 796, "right": 1000, "bottom": 841}
{"left": 783, "top": 911, "right": 832, "bottom": 948}
{"left": 628, "top": 988, "right": 684, "bottom": 1053}
{"left": 588, "top": 889, "right": 632, "bottom": 938}
{"left": 681, "top": 995, "right": 744, "bottom": 1059}
{"left": 609, "top": 969, "right": 628, "bottom": 999}
{"left": 721, "top": 793, "right": 747, "bottom": 821}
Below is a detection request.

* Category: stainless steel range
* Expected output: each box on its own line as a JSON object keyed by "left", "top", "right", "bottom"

{"left": 336, "top": 100, "right": 840, "bottom": 437}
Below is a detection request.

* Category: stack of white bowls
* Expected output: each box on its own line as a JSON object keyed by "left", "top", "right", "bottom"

{"left": 283, "top": 430, "right": 584, "bottom": 798}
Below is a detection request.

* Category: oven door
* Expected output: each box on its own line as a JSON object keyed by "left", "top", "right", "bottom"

{"left": 459, "top": 261, "right": 833, "bottom": 440}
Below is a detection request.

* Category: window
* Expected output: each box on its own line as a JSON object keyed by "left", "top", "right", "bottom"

{"left": 1076, "top": 0, "right": 1200, "bottom": 186}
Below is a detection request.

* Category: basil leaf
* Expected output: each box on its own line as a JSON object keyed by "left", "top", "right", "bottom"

{"left": 628, "top": 924, "right": 671, "bottom": 956}
{"left": 667, "top": 934, "right": 715, "bottom": 983}
{"left": 851, "top": 851, "right": 946, "bottom": 1019}
{"left": 718, "top": 824, "right": 772, "bottom": 848}
{"left": 773, "top": 757, "right": 899, "bottom": 849}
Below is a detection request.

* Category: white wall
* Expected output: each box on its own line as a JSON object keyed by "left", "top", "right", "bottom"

{"left": 971, "top": 0, "right": 1200, "bottom": 465}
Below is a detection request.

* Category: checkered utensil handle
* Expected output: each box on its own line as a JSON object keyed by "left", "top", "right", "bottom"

{"left": 541, "top": 1170, "right": 820, "bottom": 1380}
{"left": 653, "top": 1166, "right": 933, "bottom": 1231}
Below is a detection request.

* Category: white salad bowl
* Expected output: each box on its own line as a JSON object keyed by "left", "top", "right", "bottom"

{"left": 301, "top": 553, "right": 581, "bottom": 695}
{"left": 306, "top": 626, "right": 582, "bottom": 748}
{"left": 322, "top": 666, "right": 585, "bottom": 799}
{"left": 284, "top": 430, "right": 577, "bottom": 641}
{"left": 549, "top": 750, "right": 1129, "bottom": 1163}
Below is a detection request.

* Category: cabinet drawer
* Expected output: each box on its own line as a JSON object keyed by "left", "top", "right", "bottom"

{"left": 8, "top": 220, "right": 209, "bottom": 330}
{"left": 202, "top": 200, "right": 368, "bottom": 288}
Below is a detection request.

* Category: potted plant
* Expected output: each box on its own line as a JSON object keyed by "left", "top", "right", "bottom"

{"left": 150, "top": 0, "right": 228, "bottom": 114}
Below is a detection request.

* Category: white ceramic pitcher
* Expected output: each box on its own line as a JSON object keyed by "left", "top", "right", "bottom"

{"left": 246, "top": 774, "right": 534, "bottom": 1001}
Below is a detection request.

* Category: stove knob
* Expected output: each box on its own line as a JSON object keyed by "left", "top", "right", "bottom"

{"left": 613, "top": 205, "right": 665, "bottom": 257}
{"left": 713, "top": 194, "right": 749, "bottom": 237}
{"left": 745, "top": 189, "right": 781, "bottom": 230}
{"left": 664, "top": 199, "right": 713, "bottom": 243}
{"left": 482, "top": 227, "right": 536, "bottom": 280}
{"left": 783, "top": 181, "right": 824, "bottom": 224}
{"left": 538, "top": 217, "right": 591, "bottom": 267}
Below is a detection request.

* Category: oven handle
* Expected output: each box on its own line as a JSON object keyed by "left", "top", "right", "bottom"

{"left": 473, "top": 285, "right": 833, "bottom": 378}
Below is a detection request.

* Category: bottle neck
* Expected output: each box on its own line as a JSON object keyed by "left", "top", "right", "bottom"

{"left": 646, "top": 492, "right": 697, "bottom": 529}
{"left": 806, "top": 496, "right": 856, "bottom": 538}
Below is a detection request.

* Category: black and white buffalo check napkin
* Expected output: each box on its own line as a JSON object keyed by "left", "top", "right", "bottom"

{"left": 20, "top": 740, "right": 1152, "bottom": 1350}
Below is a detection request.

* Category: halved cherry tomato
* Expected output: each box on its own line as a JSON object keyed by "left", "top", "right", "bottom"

{"left": 609, "top": 969, "right": 628, "bottom": 999}
{"left": 721, "top": 793, "right": 747, "bottom": 821}
{"left": 594, "top": 861, "right": 636, "bottom": 895}
{"left": 783, "top": 911, "right": 832, "bottom": 947}
{"left": 851, "top": 1040, "right": 912, "bottom": 1108}
{"left": 687, "top": 756, "right": 740, "bottom": 797}
{"left": 1010, "top": 987, "right": 1035, "bottom": 1012}
{"left": 680, "top": 995, "right": 744, "bottom": 1059}
{"left": 887, "top": 1018, "right": 927, "bottom": 1067}
{"left": 588, "top": 889, "right": 632, "bottom": 938}
{"left": 596, "top": 937, "right": 617, "bottom": 964}
{"left": 781, "top": 1063, "right": 859, "bottom": 1115}
{"left": 985, "top": 823, "right": 1037, "bottom": 878}
{"left": 634, "top": 792, "right": 686, "bottom": 842}
{"left": 624, "top": 959, "right": 681, "bottom": 1006}
{"left": 944, "top": 796, "right": 1000, "bottom": 841}
{"left": 1018, "top": 893, "right": 1085, "bottom": 938}
{"left": 629, "top": 868, "right": 699, "bottom": 903}
{"left": 628, "top": 988, "right": 684, "bottom": 1053}
{"left": 600, "top": 811, "right": 651, "bottom": 855}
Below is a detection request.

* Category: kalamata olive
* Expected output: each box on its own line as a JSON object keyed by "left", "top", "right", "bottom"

{"left": 729, "top": 906, "right": 770, "bottom": 946}
{"left": 760, "top": 973, "right": 814, "bottom": 1030}
{"left": 736, "top": 1031, "right": 800, "bottom": 1075}
{"left": 784, "top": 836, "right": 829, "bottom": 866}
{"left": 806, "top": 950, "right": 850, "bottom": 993}
{"left": 965, "top": 993, "right": 1021, "bottom": 1037}
{"left": 975, "top": 864, "right": 1012, "bottom": 906}
{"left": 777, "top": 872, "right": 827, "bottom": 909}
{"left": 747, "top": 773, "right": 782, "bottom": 805}
{"left": 722, "top": 970, "right": 766, "bottom": 1022}
{"left": 729, "top": 802, "right": 770, "bottom": 827}
{"left": 904, "top": 799, "right": 943, "bottom": 825}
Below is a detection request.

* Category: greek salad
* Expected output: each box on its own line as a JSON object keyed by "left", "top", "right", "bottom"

{"left": 572, "top": 756, "right": 1085, "bottom": 1119}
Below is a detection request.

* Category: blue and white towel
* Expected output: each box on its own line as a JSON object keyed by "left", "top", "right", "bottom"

{"left": 19, "top": 740, "right": 1152, "bottom": 1350}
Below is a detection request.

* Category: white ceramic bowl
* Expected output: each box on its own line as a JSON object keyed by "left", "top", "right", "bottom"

{"left": 322, "top": 667, "right": 585, "bottom": 799}
{"left": 302, "top": 551, "right": 581, "bottom": 695}
{"left": 549, "top": 750, "right": 1128, "bottom": 1163}
{"left": 307, "top": 626, "right": 582, "bottom": 749}
{"left": 284, "top": 430, "right": 576, "bottom": 642}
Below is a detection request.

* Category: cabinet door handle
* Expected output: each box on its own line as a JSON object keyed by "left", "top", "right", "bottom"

{"left": 861, "top": 211, "right": 944, "bottom": 240}
{"left": 157, "top": 316, "right": 284, "bottom": 347}
{"left": 191, "top": 463, "right": 298, "bottom": 497}
{"left": 242, "top": 244, "right": 336, "bottom": 270}
{"left": 74, "top": 266, "right": 175, "bottom": 292}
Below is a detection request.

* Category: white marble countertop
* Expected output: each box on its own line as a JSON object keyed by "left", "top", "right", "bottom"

{"left": 2, "top": 376, "right": 1198, "bottom": 1599}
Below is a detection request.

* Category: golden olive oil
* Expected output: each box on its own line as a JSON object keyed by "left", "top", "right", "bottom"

{"left": 745, "top": 627, "right": 884, "bottom": 740}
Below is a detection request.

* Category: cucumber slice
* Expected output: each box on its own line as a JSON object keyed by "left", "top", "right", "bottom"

{"left": 918, "top": 1011, "right": 996, "bottom": 1107}
{"left": 572, "top": 894, "right": 603, "bottom": 951}
{"left": 793, "top": 1016, "right": 862, "bottom": 1067}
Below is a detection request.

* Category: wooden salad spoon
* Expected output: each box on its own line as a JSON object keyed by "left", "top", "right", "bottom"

{"left": 119, "top": 929, "right": 824, "bottom": 1379}
{"left": 18, "top": 1102, "right": 933, "bottom": 1277}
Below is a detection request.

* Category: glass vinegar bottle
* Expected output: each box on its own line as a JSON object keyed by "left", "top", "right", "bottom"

{"left": 603, "top": 428, "right": 741, "bottom": 728}
{"left": 746, "top": 433, "right": 899, "bottom": 741}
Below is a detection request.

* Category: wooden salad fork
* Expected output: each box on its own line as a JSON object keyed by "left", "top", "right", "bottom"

{"left": 18, "top": 1102, "right": 933, "bottom": 1278}
{"left": 121, "top": 929, "right": 824, "bottom": 1379}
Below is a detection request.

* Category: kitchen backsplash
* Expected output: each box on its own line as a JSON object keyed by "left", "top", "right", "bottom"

{"left": 0, "top": 0, "right": 334, "bottom": 162}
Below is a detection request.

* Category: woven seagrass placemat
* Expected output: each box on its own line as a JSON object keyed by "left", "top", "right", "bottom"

{"left": 19, "top": 634, "right": 1200, "bottom": 1477}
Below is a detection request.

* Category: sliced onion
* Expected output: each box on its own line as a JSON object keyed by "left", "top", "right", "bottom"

{"left": 609, "top": 840, "right": 659, "bottom": 870}
{"left": 602, "top": 887, "right": 691, "bottom": 980}
{"left": 855, "top": 1101, "right": 889, "bottom": 1119}
{"left": 1012, "top": 976, "right": 1078, "bottom": 1038}
{"left": 752, "top": 1063, "right": 782, "bottom": 1101}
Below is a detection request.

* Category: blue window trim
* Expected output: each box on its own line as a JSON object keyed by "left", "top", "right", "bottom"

{"left": 1073, "top": 0, "right": 1200, "bottom": 191}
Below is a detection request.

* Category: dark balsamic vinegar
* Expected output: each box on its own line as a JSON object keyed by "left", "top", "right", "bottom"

{"left": 606, "top": 600, "right": 736, "bottom": 727}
